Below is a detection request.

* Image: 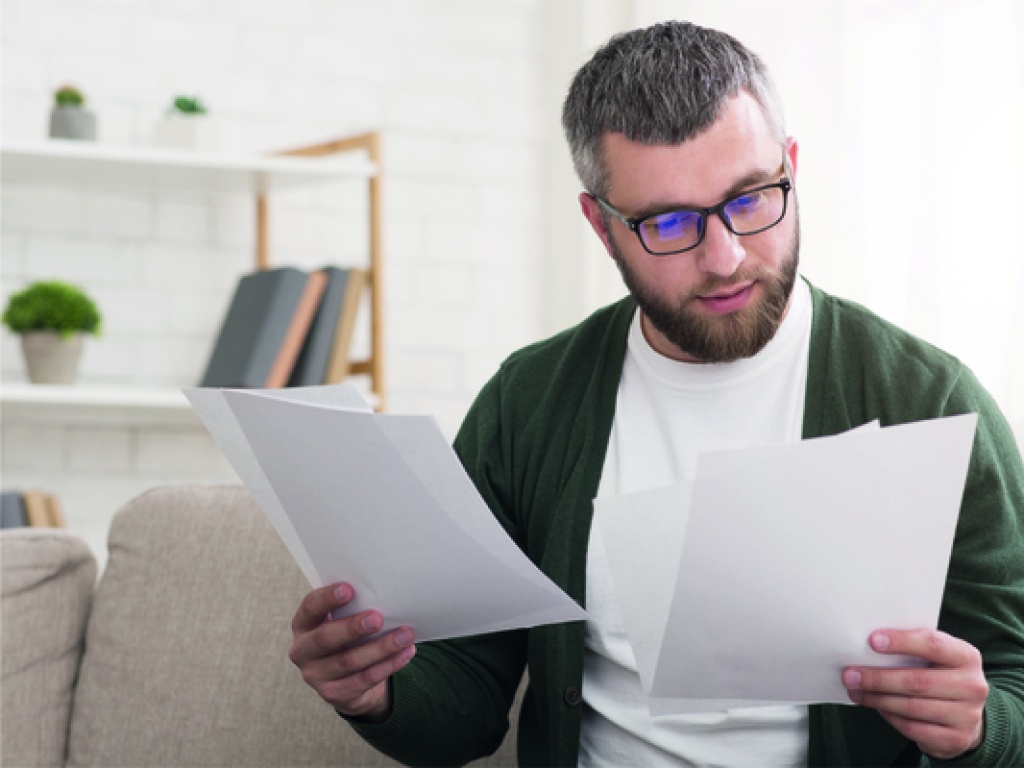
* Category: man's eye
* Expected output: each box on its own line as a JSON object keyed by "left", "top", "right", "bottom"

{"left": 644, "top": 211, "right": 700, "bottom": 241}
{"left": 727, "top": 192, "right": 764, "bottom": 213}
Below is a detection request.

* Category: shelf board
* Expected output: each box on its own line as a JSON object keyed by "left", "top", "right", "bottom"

{"left": 0, "top": 382, "right": 380, "bottom": 425}
{"left": 1, "top": 138, "right": 376, "bottom": 194}
{"left": 0, "top": 383, "right": 198, "bottom": 425}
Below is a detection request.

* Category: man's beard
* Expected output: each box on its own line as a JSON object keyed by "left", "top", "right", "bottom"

{"left": 610, "top": 214, "right": 800, "bottom": 363}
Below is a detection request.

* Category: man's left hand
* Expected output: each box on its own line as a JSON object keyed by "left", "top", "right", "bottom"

{"left": 842, "top": 629, "right": 989, "bottom": 760}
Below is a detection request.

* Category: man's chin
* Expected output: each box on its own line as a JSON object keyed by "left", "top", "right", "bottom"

{"left": 659, "top": 298, "right": 781, "bottom": 363}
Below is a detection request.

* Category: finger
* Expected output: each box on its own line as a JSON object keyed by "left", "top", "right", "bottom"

{"left": 322, "top": 644, "right": 417, "bottom": 717}
{"left": 849, "top": 689, "right": 973, "bottom": 729}
{"left": 290, "top": 608, "right": 384, "bottom": 667}
{"left": 843, "top": 665, "right": 984, "bottom": 701}
{"left": 292, "top": 582, "right": 354, "bottom": 633}
{"left": 875, "top": 711, "right": 982, "bottom": 761}
{"left": 302, "top": 628, "right": 416, "bottom": 714}
{"left": 307, "top": 626, "right": 416, "bottom": 686}
{"left": 867, "top": 629, "right": 980, "bottom": 669}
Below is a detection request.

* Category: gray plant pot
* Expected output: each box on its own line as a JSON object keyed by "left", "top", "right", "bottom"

{"left": 49, "top": 105, "right": 97, "bottom": 141}
{"left": 21, "top": 331, "right": 85, "bottom": 385}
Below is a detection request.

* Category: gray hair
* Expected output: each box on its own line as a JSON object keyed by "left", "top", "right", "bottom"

{"left": 562, "top": 21, "right": 786, "bottom": 198}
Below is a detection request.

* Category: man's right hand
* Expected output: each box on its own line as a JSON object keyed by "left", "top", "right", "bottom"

{"left": 289, "top": 582, "right": 417, "bottom": 721}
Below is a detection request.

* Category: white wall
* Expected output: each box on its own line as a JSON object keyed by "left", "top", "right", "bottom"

{"left": 3, "top": 1, "right": 1021, "bottom": 563}
{"left": 1, "top": 0, "right": 551, "bottom": 561}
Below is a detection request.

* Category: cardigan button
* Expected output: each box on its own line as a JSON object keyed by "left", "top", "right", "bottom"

{"left": 563, "top": 686, "right": 582, "bottom": 707}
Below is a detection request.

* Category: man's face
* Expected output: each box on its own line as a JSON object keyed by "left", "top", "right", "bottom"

{"left": 580, "top": 92, "right": 801, "bottom": 363}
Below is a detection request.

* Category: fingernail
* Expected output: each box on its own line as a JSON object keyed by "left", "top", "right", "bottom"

{"left": 843, "top": 669, "right": 861, "bottom": 689}
{"left": 872, "top": 633, "right": 890, "bottom": 651}
{"left": 334, "top": 584, "right": 349, "bottom": 602}
{"left": 395, "top": 628, "right": 414, "bottom": 648}
{"left": 361, "top": 613, "right": 382, "bottom": 633}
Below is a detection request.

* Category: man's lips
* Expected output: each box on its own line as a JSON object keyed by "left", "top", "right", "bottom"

{"left": 696, "top": 281, "right": 756, "bottom": 314}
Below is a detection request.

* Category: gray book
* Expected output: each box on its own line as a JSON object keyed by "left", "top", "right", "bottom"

{"left": 1, "top": 491, "right": 27, "bottom": 528}
{"left": 200, "top": 267, "right": 326, "bottom": 388}
{"left": 288, "top": 267, "right": 352, "bottom": 387}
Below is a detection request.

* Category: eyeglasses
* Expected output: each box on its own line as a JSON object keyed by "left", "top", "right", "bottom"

{"left": 594, "top": 171, "right": 792, "bottom": 256}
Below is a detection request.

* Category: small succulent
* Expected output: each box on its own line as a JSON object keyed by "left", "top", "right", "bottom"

{"left": 2, "top": 281, "right": 102, "bottom": 338}
{"left": 171, "top": 96, "right": 208, "bottom": 115}
{"left": 54, "top": 85, "right": 85, "bottom": 108}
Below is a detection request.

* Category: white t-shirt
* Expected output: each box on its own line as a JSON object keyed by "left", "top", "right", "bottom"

{"left": 580, "top": 279, "right": 813, "bottom": 767}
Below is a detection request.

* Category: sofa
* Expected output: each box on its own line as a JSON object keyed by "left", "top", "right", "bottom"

{"left": 1, "top": 485, "right": 521, "bottom": 766}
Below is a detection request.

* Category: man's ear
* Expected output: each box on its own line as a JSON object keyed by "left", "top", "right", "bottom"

{"left": 579, "top": 192, "right": 615, "bottom": 256}
{"left": 785, "top": 137, "right": 799, "bottom": 183}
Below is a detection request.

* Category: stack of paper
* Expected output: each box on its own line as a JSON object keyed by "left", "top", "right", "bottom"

{"left": 593, "top": 414, "right": 977, "bottom": 709}
{"left": 186, "top": 385, "right": 587, "bottom": 642}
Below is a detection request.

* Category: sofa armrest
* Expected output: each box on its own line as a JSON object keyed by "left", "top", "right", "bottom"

{"left": 2, "top": 528, "right": 97, "bottom": 768}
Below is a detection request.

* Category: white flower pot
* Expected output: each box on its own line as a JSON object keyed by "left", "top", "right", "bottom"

{"left": 21, "top": 331, "right": 85, "bottom": 385}
{"left": 49, "top": 105, "right": 97, "bottom": 141}
{"left": 153, "top": 114, "right": 220, "bottom": 151}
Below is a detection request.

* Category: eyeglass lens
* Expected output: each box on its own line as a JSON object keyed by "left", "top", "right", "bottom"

{"left": 639, "top": 184, "right": 787, "bottom": 254}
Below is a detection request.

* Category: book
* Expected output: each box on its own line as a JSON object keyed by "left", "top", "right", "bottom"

{"left": 47, "top": 494, "right": 66, "bottom": 527}
{"left": 1, "top": 491, "right": 27, "bottom": 528}
{"left": 22, "top": 490, "right": 51, "bottom": 527}
{"left": 288, "top": 267, "right": 354, "bottom": 387}
{"left": 265, "top": 270, "right": 328, "bottom": 388}
{"left": 200, "top": 268, "right": 328, "bottom": 388}
{"left": 324, "top": 268, "right": 367, "bottom": 384}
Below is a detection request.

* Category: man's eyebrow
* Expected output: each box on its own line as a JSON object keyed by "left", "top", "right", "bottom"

{"left": 626, "top": 165, "right": 783, "bottom": 220}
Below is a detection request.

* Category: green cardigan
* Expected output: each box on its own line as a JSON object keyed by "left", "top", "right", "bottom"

{"left": 352, "top": 283, "right": 1024, "bottom": 766}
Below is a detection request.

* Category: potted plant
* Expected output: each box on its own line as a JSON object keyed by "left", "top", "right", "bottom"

{"left": 173, "top": 96, "right": 207, "bottom": 116}
{"left": 153, "top": 94, "right": 219, "bottom": 151}
{"left": 49, "top": 85, "right": 97, "bottom": 141}
{"left": 2, "top": 281, "right": 102, "bottom": 385}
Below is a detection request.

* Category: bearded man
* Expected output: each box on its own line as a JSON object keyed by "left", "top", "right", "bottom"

{"left": 290, "top": 21, "right": 1024, "bottom": 767}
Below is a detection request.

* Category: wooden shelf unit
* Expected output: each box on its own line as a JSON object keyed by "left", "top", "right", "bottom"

{"left": 271, "top": 132, "right": 384, "bottom": 403}
{"left": 0, "top": 133, "right": 386, "bottom": 416}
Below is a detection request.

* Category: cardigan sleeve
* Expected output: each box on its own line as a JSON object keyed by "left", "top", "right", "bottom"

{"left": 922, "top": 364, "right": 1024, "bottom": 767}
{"left": 805, "top": 286, "right": 1024, "bottom": 766}
{"left": 347, "top": 371, "right": 529, "bottom": 766}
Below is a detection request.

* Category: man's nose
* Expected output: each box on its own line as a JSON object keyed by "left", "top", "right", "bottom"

{"left": 697, "top": 214, "right": 745, "bottom": 277}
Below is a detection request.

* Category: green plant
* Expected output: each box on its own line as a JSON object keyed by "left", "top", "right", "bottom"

{"left": 2, "top": 281, "right": 102, "bottom": 338}
{"left": 171, "top": 95, "right": 208, "bottom": 115}
{"left": 54, "top": 85, "right": 85, "bottom": 108}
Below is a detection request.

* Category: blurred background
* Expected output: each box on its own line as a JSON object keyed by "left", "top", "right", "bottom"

{"left": 2, "top": 0, "right": 1022, "bottom": 562}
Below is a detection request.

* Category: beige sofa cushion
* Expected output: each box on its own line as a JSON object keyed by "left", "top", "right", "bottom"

{"left": 2, "top": 527, "right": 97, "bottom": 768}
{"left": 67, "top": 485, "right": 400, "bottom": 767}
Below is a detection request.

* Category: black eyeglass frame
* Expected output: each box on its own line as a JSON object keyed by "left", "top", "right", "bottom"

{"left": 594, "top": 177, "right": 793, "bottom": 256}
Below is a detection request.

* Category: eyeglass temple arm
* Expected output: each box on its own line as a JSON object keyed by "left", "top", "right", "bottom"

{"left": 592, "top": 195, "right": 637, "bottom": 231}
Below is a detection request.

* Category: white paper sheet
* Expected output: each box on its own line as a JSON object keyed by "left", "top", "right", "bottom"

{"left": 186, "top": 384, "right": 587, "bottom": 642}
{"left": 594, "top": 414, "right": 976, "bottom": 709}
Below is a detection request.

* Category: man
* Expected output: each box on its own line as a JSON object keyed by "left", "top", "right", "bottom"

{"left": 289, "top": 21, "right": 1024, "bottom": 766}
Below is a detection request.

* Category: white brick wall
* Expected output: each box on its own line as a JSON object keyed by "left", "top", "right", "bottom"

{"left": 1, "top": 0, "right": 553, "bottom": 565}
